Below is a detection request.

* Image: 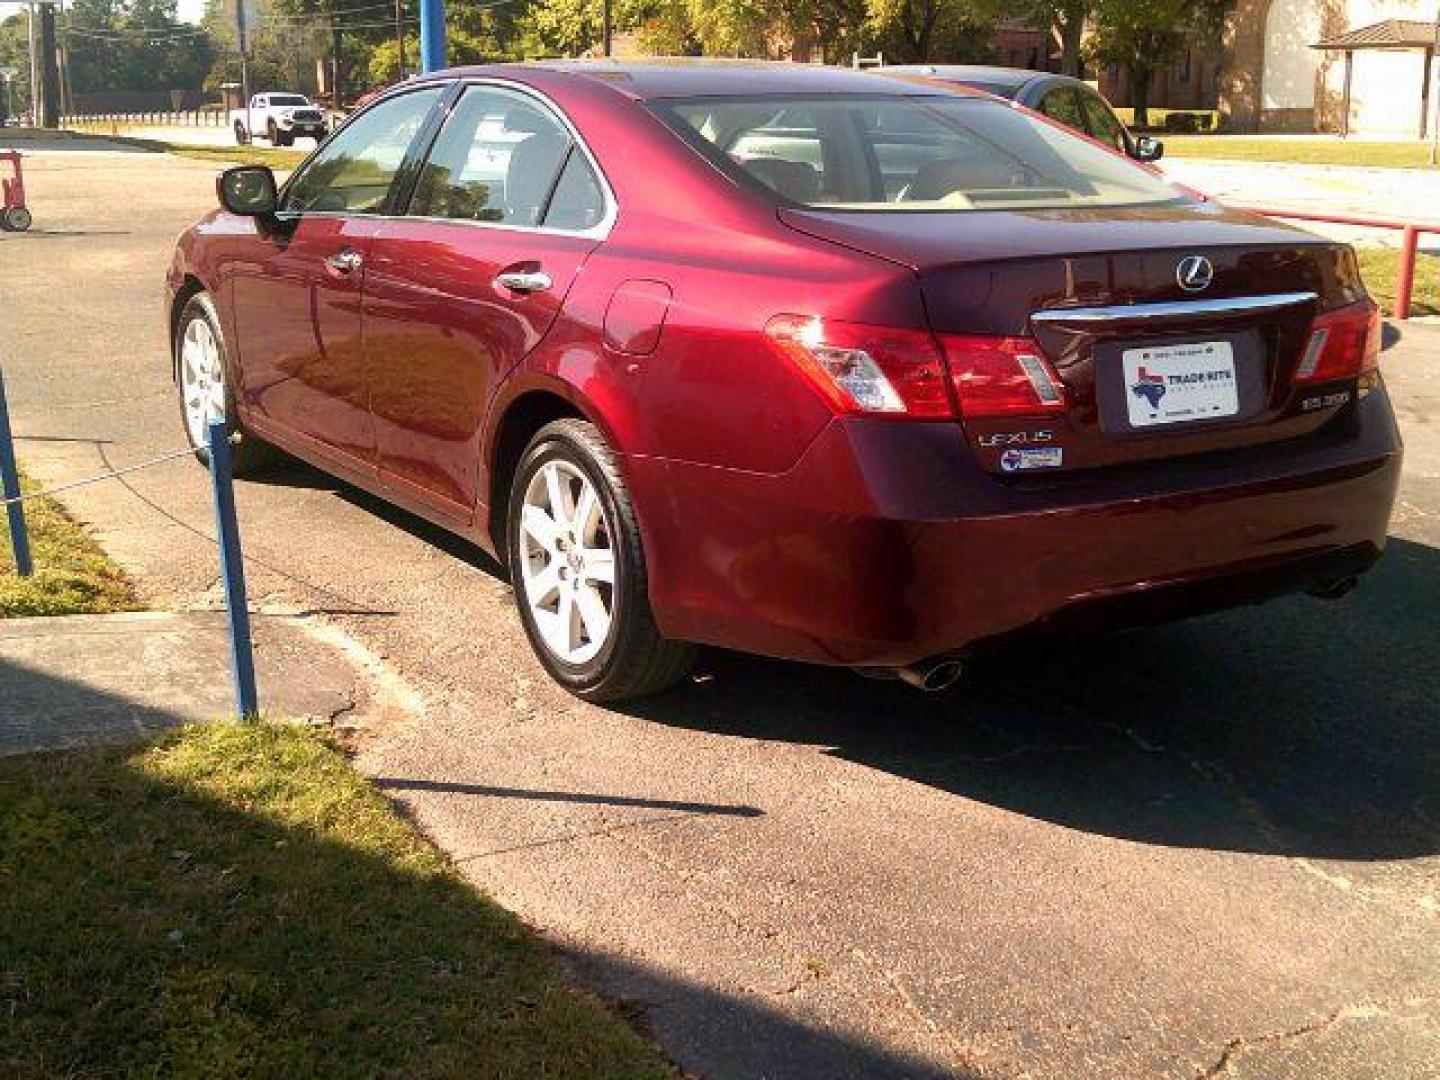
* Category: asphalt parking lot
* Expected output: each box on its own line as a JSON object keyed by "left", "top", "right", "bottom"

{"left": 3, "top": 149, "right": 1438, "bottom": 1079}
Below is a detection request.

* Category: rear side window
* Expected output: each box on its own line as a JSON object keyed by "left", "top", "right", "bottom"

{"left": 655, "top": 94, "right": 1182, "bottom": 213}
{"left": 409, "top": 84, "right": 605, "bottom": 230}
{"left": 1037, "top": 88, "right": 1085, "bottom": 132}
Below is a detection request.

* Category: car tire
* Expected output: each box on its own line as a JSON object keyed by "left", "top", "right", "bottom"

{"left": 265, "top": 120, "right": 278, "bottom": 144}
{"left": 0, "top": 206, "right": 30, "bottom": 231}
{"left": 174, "top": 292, "right": 276, "bottom": 476}
{"left": 507, "top": 419, "right": 695, "bottom": 702}
{"left": 234, "top": 120, "right": 249, "bottom": 145}
{"left": 276, "top": 130, "right": 294, "bottom": 147}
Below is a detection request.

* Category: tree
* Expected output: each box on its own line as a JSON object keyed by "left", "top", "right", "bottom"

{"left": 0, "top": 13, "right": 33, "bottom": 117}
{"left": 54, "top": 0, "right": 213, "bottom": 100}
{"left": 1087, "top": 0, "right": 1231, "bottom": 128}
{"left": 863, "top": 0, "right": 999, "bottom": 64}
{"left": 1016, "top": 0, "right": 1090, "bottom": 77}
{"left": 366, "top": 27, "right": 499, "bottom": 83}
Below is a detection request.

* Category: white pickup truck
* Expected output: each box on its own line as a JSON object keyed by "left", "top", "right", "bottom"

{"left": 231, "top": 93, "right": 329, "bottom": 147}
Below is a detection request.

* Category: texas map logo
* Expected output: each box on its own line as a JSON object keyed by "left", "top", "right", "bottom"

{"left": 1131, "top": 366, "right": 1167, "bottom": 409}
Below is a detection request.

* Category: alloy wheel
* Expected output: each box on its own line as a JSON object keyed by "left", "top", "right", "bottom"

{"left": 518, "top": 460, "right": 617, "bottom": 665}
{"left": 179, "top": 315, "right": 225, "bottom": 449}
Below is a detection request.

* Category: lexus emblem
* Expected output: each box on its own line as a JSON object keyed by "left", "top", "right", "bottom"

{"left": 1176, "top": 255, "right": 1215, "bottom": 292}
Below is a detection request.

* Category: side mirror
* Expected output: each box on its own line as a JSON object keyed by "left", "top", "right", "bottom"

{"left": 217, "top": 165, "right": 279, "bottom": 216}
{"left": 1132, "top": 135, "right": 1165, "bottom": 162}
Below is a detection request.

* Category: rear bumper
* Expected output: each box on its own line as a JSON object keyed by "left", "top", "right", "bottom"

{"left": 628, "top": 385, "right": 1402, "bottom": 666}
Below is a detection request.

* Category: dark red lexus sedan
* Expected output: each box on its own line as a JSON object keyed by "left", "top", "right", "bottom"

{"left": 167, "top": 60, "right": 1401, "bottom": 700}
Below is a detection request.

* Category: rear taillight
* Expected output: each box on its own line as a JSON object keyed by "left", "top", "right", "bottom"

{"left": 938, "top": 335, "right": 1066, "bottom": 419}
{"left": 1294, "top": 300, "right": 1381, "bottom": 384}
{"left": 765, "top": 316, "right": 953, "bottom": 418}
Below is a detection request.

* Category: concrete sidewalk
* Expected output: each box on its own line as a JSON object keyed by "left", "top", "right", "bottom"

{"left": 0, "top": 611, "right": 368, "bottom": 756}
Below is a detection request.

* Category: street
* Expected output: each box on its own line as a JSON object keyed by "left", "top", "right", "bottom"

{"left": 3, "top": 147, "right": 1438, "bottom": 1079}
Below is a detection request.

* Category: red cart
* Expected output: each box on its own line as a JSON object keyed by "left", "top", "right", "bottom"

{"left": 1, "top": 150, "right": 32, "bottom": 232}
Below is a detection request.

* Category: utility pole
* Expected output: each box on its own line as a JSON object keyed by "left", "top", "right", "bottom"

{"left": 1, "top": 69, "right": 15, "bottom": 123}
{"left": 1431, "top": 3, "right": 1439, "bottom": 166}
{"left": 602, "top": 0, "right": 611, "bottom": 57}
{"left": 37, "top": 2, "right": 57, "bottom": 128}
{"left": 394, "top": 0, "right": 405, "bottom": 79}
{"left": 26, "top": 1, "right": 39, "bottom": 124}
{"left": 331, "top": 22, "right": 342, "bottom": 108}
{"left": 234, "top": 0, "right": 250, "bottom": 135}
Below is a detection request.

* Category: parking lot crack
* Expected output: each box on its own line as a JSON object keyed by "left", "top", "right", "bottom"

{"left": 1197, "top": 996, "right": 1439, "bottom": 1077}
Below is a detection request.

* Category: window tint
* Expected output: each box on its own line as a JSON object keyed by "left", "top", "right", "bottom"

{"left": 1079, "top": 91, "right": 1128, "bottom": 152}
{"left": 284, "top": 87, "right": 442, "bottom": 215}
{"left": 410, "top": 85, "right": 584, "bottom": 227}
{"left": 271, "top": 95, "right": 309, "bottom": 107}
{"left": 1038, "top": 88, "right": 1085, "bottom": 132}
{"left": 657, "top": 95, "right": 1181, "bottom": 213}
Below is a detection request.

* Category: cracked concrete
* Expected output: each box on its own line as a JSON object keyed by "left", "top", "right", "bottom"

{"left": 3, "top": 148, "right": 1438, "bottom": 1078}
{"left": 0, "top": 611, "right": 367, "bottom": 754}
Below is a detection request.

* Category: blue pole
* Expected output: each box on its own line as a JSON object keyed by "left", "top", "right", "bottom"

{"left": 0, "top": 367, "right": 33, "bottom": 579}
{"left": 419, "top": 0, "right": 445, "bottom": 73}
{"left": 207, "top": 420, "right": 259, "bottom": 720}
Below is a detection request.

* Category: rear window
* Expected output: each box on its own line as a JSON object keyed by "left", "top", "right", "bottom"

{"left": 653, "top": 94, "right": 1183, "bottom": 213}
{"left": 270, "top": 95, "right": 310, "bottom": 107}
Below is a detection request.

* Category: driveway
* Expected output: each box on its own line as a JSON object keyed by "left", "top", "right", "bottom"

{"left": 3, "top": 149, "right": 1437, "bottom": 1079}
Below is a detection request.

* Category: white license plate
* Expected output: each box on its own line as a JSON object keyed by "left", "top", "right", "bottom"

{"left": 1122, "top": 341, "right": 1239, "bottom": 428}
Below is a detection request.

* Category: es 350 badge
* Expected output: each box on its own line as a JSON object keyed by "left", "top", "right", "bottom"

{"left": 1000, "top": 446, "right": 1064, "bottom": 472}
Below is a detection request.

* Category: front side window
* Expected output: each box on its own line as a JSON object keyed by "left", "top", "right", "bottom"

{"left": 1079, "top": 91, "right": 1128, "bottom": 153}
{"left": 410, "top": 85, "right": 604, "bottom": 229}
{"left": 283, "top": 87, "right": 443, "bottom": 215}
{"left": 656, "top": 94, "right": 1184, "bottom": 213}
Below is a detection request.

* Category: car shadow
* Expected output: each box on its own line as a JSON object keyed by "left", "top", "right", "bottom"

{"left": 242, "top": 458, "right": 1438, "bottom": 863}
{"left": 625, "top": 535, "right": 1440, "bottom": 864}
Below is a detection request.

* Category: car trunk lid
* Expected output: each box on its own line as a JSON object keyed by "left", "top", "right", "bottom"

{"left": 779, "top": 202, "right": 1370, "bottom": 474}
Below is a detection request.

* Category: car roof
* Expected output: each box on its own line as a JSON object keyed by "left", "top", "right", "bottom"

{"left": 425, "top": 58, "right": 982, "bottom": 101}
{"left": 876, "top": 65, "right": 1083, "bottom": 98}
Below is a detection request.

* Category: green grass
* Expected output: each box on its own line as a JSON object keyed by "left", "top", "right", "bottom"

{"left": 1356, "top": 247, "right": 1440, "bottom": 317}
{"left": 1, "top": 473, "right": 139, "bottom": 618}
{"left": 0, "top": 723, "right": 675, "bottom": 1078}
{"left": 55, "top": 124, "right": 308, "bottom": 169}
{"left": 160, "top": 142, "right": 309, "bottom": 170}
{"left": 1164, "top": 137, "right": 1439, "bottom": 169}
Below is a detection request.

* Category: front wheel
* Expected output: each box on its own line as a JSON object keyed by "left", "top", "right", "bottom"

{"left": 233, "top": 120, "right": 249, "bottom": 145}
{"left": 507, "top": 419, "right": 695, "bottom": 702}
{"left": 174, "top": 292, "right": 275, "bottom": 476}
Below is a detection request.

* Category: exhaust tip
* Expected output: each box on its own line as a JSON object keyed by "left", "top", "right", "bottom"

{"left": 895, "top": 657, "right": 965, "bottom": 693}
{"left": 1308, "top": 576, "right": 1358, "bottom": 601}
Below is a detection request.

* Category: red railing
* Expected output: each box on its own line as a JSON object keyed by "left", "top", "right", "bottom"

{"left": 1237, "top": 206, "right": 1439, "bottom": 321}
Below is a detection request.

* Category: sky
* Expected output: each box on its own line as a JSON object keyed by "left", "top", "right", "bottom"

{"left": 0, "top": 0, "right": 208, "bottom": 25}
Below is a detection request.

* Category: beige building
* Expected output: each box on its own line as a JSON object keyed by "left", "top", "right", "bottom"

{"left": 1221, "top": 0, "right": 1439, "bottom": 135}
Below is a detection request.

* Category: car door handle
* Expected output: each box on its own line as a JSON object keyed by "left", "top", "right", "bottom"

{"left": 325, "top": 249, "right": 363, "bottom": 275}
{"left": 495, "top": 269, "right": 552, "bottom": 294}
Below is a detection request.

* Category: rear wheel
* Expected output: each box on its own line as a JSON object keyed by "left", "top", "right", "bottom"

{"left": 507, "top": 419, "right": 695, "bottom": 702}
{"left": 266, "top": 120, "right": 279, "bottom": 144}
{"left": 233, "top": 120, "right": 249, "bottom": 145}
{"left": 0, "top": 206, "right": 29, "bottom": 231}
{"left": 174, "top": 293, "right": 275, "bottom": 476}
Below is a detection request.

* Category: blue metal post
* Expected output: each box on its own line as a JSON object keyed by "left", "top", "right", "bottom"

{"left": 207, "top": 420, "right": 259, "bottom": 720}
{"left": 419, "top": 0, "right": 446, "bottom": 73}
{"left": 0, "top": 367, "right": 33, "bottom": 578}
